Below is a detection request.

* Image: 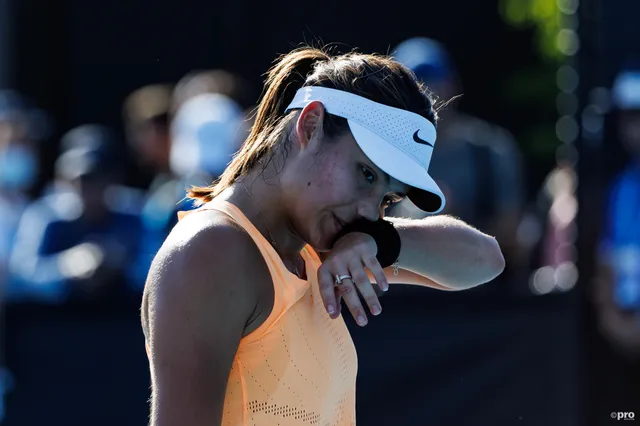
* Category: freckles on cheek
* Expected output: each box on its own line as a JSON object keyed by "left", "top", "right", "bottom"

{"left": 316, "top": 153, "right": 346, "bottom": 187}
{"left": 309, "top": 161, "right": 350, "bottom": 202}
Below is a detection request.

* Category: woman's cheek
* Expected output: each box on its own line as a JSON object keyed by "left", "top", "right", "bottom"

{"left": 303, "top": 150, "right": 356, "bottom": 204}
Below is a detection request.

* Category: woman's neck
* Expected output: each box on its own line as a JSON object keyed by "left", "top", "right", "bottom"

{"left": 222, "top": 171, "right": 308, "bottom": 266}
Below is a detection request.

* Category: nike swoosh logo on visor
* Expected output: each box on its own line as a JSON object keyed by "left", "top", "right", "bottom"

{"left": 413, "top": 130, "right": 434, "bottom": 147}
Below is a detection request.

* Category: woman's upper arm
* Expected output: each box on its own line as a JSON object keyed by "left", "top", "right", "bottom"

{"left": 145, "top": 223, "right": 261, "bottom": 426}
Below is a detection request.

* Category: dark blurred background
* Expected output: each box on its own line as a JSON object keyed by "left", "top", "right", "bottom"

{"left": 1, "top": 0, "right": 639, "bottom": 424}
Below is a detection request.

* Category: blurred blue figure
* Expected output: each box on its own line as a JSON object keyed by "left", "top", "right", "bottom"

{"left": 136, "top": 93, "right": 247, "bottom": 280}
{"left": 0, "top": 91, "right": 39, "bottom": 422}
{"left": 0, "top": 91, "right": 40, "bottom": 296}
{"left": 7, "top": 125, "right": 143, "bottom": 304}
{"left": 596, "top": 69, "right": 640, "bottom": 357}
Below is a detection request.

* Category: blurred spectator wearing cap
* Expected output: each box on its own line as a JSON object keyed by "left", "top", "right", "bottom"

{"left": 590, "top": 70, "right": 640, "bottom": 415}
{"left": 7, "top": 125, "right": 143, "bottom": 304}
{"left": 391, "top": 37, "right": 526, "bottom": 268}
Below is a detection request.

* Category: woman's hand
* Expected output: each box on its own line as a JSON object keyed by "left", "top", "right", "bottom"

{"left": 317, "top": 232, "right": 389, "bottom": 326}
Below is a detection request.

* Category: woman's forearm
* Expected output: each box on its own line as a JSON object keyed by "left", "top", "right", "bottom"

{"left": 388, "top": 215, "right": 505, "bottom": 290}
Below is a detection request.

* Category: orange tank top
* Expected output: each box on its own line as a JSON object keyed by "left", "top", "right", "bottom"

{"left": 186, "top": 200, "right": 358, "bottom": 426}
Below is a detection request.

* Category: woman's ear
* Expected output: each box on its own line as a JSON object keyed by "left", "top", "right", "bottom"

{"left": 295, "top": 101, "right": 325, "bottom": 149}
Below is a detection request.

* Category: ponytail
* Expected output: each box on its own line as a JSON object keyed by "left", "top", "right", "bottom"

{"left": 251, "top": 47, "right": 330, "bottom": 138}
{"left": 188, "top": 47, "right": 330, "bottom": 204}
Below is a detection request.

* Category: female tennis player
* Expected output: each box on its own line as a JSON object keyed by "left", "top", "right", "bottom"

{"left": 141, "top": 46, "right": 505, "bottom": 426}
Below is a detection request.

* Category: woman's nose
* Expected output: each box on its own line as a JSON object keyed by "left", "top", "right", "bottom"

{"left": 356, "top": 200, "right": 383, "bottom": 222}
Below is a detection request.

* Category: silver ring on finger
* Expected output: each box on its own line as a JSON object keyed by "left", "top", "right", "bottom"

{"left": 335, "top": 274, "right": 352, "bottom": 286}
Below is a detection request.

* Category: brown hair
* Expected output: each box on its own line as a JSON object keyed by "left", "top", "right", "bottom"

{"left": 187, "top": 46, "right": 438, "bottom": 204}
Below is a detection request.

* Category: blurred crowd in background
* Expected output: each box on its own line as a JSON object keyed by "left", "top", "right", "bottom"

{"left": 0, "top": 69, "right": 254, "bottom": 423}
{"left": 1, "top": 0, "right": 640, "bottom": 424}
{"left": 0, "top": 70, "right": 250, "bottom": 305}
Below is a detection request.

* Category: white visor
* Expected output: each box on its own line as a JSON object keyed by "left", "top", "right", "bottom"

{"left": 285, "top": 86, "right": 445, "bottom": 213}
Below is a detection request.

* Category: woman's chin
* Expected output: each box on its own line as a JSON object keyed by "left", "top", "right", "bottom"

{"left": 304, "top": 219, "right": 339, "bottom": 252}
{"left": 307, "top": 231, "right": 334, "bottom": 253}
{"left": 311, "top": 244, "right": 332, "bottom": 253}
{"left": 307, "top": 237, "right": 332, "bottom": 253}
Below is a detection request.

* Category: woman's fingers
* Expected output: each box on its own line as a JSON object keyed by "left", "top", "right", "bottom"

{"left": 318, "top": 263, "right": 340, "bottom": 317}
{"left": 348, "top": 258, "right": 382, "bottom": 318}
{"left": 362, "top": 255, "right": 389, "bottom": 292}
{"left": 317, "top": 232, "right": 387, "bottom": 326}
{"left": 336, "top": 275, "right": 368, "bottom": 326}
{"left": 334, "top": 286, "right": 343, "bottom": 318}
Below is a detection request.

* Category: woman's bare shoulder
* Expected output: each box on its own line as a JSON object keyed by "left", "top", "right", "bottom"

{"left": 151, "top": 209, "right": 259, "bottom": 283}
{"left": 141, "top": 209, "right": 271, "bottom": 342}
{"left": 141, "top": 209, "right": 274, "bottom": 425}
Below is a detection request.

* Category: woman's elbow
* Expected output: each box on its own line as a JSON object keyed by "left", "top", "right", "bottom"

{"left": 479, "top": 236, "right": 506, "bottom": 283}
{"left": 448, "top": 236, "right": 505, "bottom": 290}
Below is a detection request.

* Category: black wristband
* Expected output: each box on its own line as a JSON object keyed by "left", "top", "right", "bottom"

{"left": 332, "top": 218, "right": 402, "bottom": 268}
